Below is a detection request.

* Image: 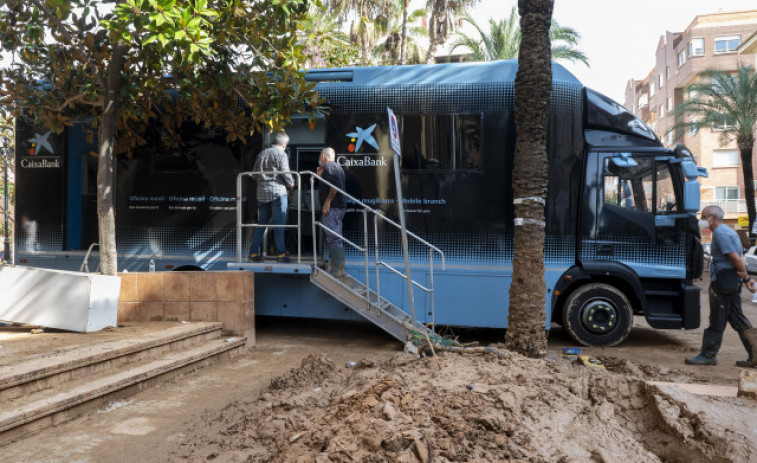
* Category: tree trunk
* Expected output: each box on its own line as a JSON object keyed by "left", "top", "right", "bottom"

{"left": 739, "top": 135, "right": 756, "bottom": 240}
{"left": 399, "top": 0, "right": 408, "bottom": 65}
{"left": 97, "top": 44, "right": 124, "bottom": 276}
{"left": 505, "top": 0, "right": 553, "bottom": 358}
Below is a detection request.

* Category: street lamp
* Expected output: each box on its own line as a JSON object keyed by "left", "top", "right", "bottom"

{"left": 2, "top": 135, "right": 10, "bottom": 264}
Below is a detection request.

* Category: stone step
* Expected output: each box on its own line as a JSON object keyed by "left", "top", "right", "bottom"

{"left": 0, "top": 335, "right": 246, "bottom": 444}
{"left": 0, "top": 322, "right": 225, "bottom": 403}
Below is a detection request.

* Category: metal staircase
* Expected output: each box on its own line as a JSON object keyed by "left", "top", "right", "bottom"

{"left": 310, "top": 267, "right": 428, "bottom": 342}
{"left": 235, "top": 170, "right": 445, "bottom": 343}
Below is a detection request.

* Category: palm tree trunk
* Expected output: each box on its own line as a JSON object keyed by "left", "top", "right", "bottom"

{"left": 97, "top": 43, "right": 124, "bottom": 276}
{"left": 399, "top": 0, "right": 408, "bottom": 64}
{"left": 739, "top": 136, "right": 756, "bottom": 239}
{"left": 505, "top": 0, "right": 553, "bottom": 358}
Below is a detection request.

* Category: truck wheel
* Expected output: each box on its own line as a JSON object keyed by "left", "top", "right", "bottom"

{"left": 562, "top": 283, "right": 633, "bottom": 347}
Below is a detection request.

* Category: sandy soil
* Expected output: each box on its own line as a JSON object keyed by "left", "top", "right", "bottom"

{"left": 170, "top": 351, "right": 757, "bottom": 462}
{"left": 1, "top": 274, "right": 756, "bottom": 462}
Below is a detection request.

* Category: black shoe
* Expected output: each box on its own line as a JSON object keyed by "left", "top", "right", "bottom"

{"left": 276, "top": 253, "right": 292, "bottom": 263}
{"left": 248, "top": 253, "right": 263, "bottom": 263}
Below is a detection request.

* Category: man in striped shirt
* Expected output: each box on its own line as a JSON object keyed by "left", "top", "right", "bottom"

{"left": 248, "top": 132, "right": 294, "bottom": 262}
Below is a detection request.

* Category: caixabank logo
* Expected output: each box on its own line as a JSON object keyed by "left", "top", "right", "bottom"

{"left": 27, "top": 131, "right": 54, "bottom": 156}
{"left": 20, "top": 130, "right": 62, "bottom": 169}
{"left": 338, "top": 123, "right": 388, "bottom": 167}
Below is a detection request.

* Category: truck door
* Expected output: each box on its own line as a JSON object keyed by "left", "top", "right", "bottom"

{"left": 580, "top": 152, "right": 690, "bottom": 329}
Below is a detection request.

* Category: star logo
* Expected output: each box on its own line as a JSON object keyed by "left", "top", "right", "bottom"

{"left": 28, "top": 131, "right": 54, "bottom": 156}
{"left": 346, "top": 124, "right": 379, "bottom": 153}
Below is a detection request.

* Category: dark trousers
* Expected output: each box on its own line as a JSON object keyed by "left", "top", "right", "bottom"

{"left": 706, "top": 283, "right": 753, "bottom": 336}
{"left": 322, "top": 208, "right": 345, "bottom": 249}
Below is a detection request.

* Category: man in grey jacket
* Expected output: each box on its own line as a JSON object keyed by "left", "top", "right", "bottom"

{"left": 248, "top": 132, "right": 294, "bottom": 262}
{"left": 686, "top": 205, "right": 757, "bottom": 367}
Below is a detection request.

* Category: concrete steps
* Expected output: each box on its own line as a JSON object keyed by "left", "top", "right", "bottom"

{"left": 0, "top": 322, "right": 246, "bottom": 444}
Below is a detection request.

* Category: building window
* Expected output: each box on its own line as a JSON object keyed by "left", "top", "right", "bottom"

{"left": 666, "top": 66, "right": 671, "bottom": 79}
{"left": 715, "top": 186, "right": 739, "bottom": 200}
{"left": 678, "top": 50, "right": 686, "bottom": 67}
{"left": 659, "top": 105, "right": 664, "bottom": 118}
{"left": 659, "top": 74, "right": 664, "bottom": 89}
{"left": 638, "top": 93, "right": 648, "bottom": 108}
{"left": 667, "top": 96, "right": 673, "bottom": 112}
{"left": 715, "top": 35, "right": 741, "bottom": 54}
{"left": 666, "top": 132, "right": 673, "bottom": 145}
{"left": 688, "top": 38, "right": 704, "bottom": 57}
{"left": 712, "top": 116, "right": 737, "bottom": 131}
{"left": 712, "top": 149, "right": 739, "bottom": 168}
{"left": 688, "top": 118, "right": 698, "bottom": 136}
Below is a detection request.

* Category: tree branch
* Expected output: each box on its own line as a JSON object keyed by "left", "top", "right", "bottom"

{"left": 43, "top": 93, "right": 103, "bottom": 112}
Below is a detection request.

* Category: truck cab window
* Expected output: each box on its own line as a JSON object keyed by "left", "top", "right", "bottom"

{"left": 603, "top": 158, "right": 653, "bottom": 213}
{"left": 656, "top": 164, "right": 677, "bottom": 214}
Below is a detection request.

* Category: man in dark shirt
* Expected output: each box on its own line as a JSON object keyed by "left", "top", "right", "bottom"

{"left": 317, "top": 147, "right": 346, "bottom": 278}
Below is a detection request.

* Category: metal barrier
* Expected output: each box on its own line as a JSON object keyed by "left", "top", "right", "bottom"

{"left": 235, "top": 169, "right": 445, "bottom": 326}
{"left": 235, "top": 171, "right": 302, "bottom": 263}
{"left": 79, "top": 243, "right": 100, "bottom": 273}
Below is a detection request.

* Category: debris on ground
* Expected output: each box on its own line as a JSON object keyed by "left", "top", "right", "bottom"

{"left": 171, "top": 350, "right": 757, "bottom": 462}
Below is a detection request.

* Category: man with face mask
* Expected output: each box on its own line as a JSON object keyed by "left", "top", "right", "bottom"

{"left": 316, "top": 147, "right": 347, "bottom": 278}
{"left": 686, "top": 205, "right": 757, "bottom": 367}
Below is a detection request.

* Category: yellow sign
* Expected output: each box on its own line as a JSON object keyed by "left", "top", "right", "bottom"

{"left": 738, "top": 216, "right": 749, "bottom": 227}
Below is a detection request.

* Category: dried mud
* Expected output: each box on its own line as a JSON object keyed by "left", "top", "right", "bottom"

{"left": 171, "top": 350, "right": 757, "bottom": 463}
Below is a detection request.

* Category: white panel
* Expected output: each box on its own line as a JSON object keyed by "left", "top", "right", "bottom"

{"left": 0, "top": 266, "right": 121, "bottom": 332}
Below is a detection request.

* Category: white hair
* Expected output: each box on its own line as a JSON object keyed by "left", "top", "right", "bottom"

{"left": 321, "top": 147, "right": 336, "bottom": 161}
{"left": 272, "top": 131, "right": 289, "bottom": 147}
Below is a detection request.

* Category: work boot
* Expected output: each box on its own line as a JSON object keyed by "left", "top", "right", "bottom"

{"left": 736, "top": 328, "right": 757, "bottom": 368}
{"left": 685, "top": 329, "right": 722, "bottom": 366}
{"left": 328, "top": 247, "right": 345, "bottom": 279}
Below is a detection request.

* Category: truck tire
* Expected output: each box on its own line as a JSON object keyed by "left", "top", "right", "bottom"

{"left": 562, "top": 283, "right": 633, "bottom": 347}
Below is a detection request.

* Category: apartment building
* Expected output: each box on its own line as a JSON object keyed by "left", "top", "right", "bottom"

{"left": 624, "top": 10, "right": 757, "bottom": 222}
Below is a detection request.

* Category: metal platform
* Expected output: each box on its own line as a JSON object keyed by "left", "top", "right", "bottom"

{"left": 226, "top": 261, "right": 313, "bottom": 274}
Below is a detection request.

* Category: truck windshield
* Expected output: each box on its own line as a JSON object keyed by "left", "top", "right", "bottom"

{"left": 586, "top": 89, "right": 657, "bottom": 141}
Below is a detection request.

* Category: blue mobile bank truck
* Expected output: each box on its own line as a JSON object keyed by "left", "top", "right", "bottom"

{"left": 13, "top": 60, "right": 706, "bottom": 346}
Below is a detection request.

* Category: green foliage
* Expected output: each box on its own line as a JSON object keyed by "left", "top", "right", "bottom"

{"left": 450, "top": 7, "right": 589, "bottom": 66}
{"left": 669, "top": 67, "right": 757, "bottom": 145}
{"left": 0, "top": 0, "right": 323, "bottom": 152}
{"left": 374, "top": 8, "right": 427, "bottom": 65}
{"left": 298, "top": 4, "right": 361, "bottom": 68}
{"left": 322, "top": 0, "right": 400, "bottom": 65}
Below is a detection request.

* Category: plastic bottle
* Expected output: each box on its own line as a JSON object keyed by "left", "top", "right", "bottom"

{"left": 149, "top": 259, "right": 156, "bottom": 273}
{"left": 752, "top": 291, "right": 757, "bottom": 304}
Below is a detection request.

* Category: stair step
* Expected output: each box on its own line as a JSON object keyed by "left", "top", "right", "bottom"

{"left": 0, "top": 322, "right": 224, "bottom": 402}
{"left": 0, "top": 336, "right": 246, "bottom": 444}
{"left": 310, "top": 270, "right": 413, "bottom": 342}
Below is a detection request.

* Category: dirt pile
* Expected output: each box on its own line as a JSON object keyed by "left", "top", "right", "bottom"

{"left": 171, "top": 350, "right": 757, "bottom": 463}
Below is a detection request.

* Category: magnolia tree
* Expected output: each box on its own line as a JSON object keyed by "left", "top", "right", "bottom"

{"left": 0, "top": 0, "right": 322, "bottom": 275}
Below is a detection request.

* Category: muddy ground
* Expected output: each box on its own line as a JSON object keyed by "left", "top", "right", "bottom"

{"left": 1, "top": 275, "right": 756, "bottom": 462}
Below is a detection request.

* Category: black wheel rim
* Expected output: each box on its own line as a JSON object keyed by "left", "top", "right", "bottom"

{"left": 580, "top": 297, "right": 618, "bottom": 334}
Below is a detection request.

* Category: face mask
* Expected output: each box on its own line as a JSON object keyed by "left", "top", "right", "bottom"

{"left": 318, "top": 158, "right": 323, "bottom": 167}
{"left": 698, "top": 219, "right": 710, "bottom": 231}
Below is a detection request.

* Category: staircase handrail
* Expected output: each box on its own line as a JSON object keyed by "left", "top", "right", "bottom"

{"left": 302, "top": 171, "right": 444, "bottom": 326}
{"left": 301, "top": 172, "right": 445, "bottom": 269}
{"left": 79, "top": 243, "right": 100, "bottom": 273}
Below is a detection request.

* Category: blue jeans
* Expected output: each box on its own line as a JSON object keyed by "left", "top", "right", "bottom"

{"left": 249, "top": 195, "right": 288, "bottom": 255}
